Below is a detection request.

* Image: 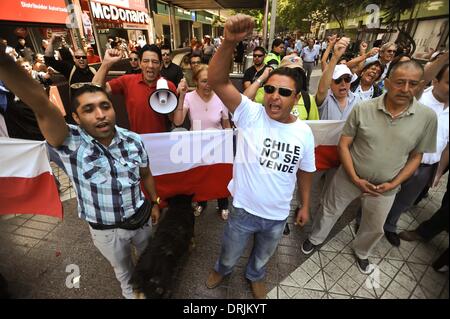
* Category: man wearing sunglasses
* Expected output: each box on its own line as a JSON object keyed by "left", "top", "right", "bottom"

{"left": 0, "top": 46, "right": 161, "bottom": 299}
{"left": 204, "top": 15, "right": 316, "bottom": 299}
{"left": 303, "top": 37, "right": 360, "bottom": 240}
{"left": 125, "top": 51, "right": 141, "bottom": 74}
{"left": 92, "top": 44, "right": 177, "bottom": 134}
{"left": 366, "top": 42, "right": 397, "bottom": 87}
{"left": 44, "top": 34, "right": 96, "bottom": 87}
{"left": 243, "top": 46, "right": 268, "bottom": 91}
{"left": 160, "top": 45, "right": 184, "bottom": 87}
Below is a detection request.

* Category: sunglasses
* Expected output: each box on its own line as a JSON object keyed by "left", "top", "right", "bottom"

{"left": 130, "top": 58, "right": 139, "bottom": 61}
{"left": 253, "top": 54, "right": 265, "bottom": 58}
{"left": 70, "top": 82, "right": 102, "bottom": 89}
{"left": 333, "top": 76, "right": 352, "bottom": 84}
{"left": 74, "top": 55, "right": 87, "bottom": 60}
{"left": 263, "top": 85, "right": 294, "bottom": 97}
{"left": 162, "top": 53, "right": 170, "bottom": 56}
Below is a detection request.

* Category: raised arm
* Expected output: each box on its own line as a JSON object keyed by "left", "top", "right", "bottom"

{"left": 208, "top": 15, "right": 254, "bottom": 113}
{"left": 243, "top": 67, "right": 271, "bottom": 100}
{"left": 92, "top": 49, "right": 123, "bottom": 95}
{"left": 0, "top": 44, "right": 68, "bottom": 147}
{"left": 172, "top": 78, "right": 188, "bottom": 126}
{"left": 346, "top": 45, "right": 380, "bottom": 71}
{"left": 416, "top": 51, "right": 449, "bottom": 99}
{"left": 315, "top": 37, "right": 350, "bottom": 106}
{"left": 320, "top": 35, "right": 337, "bottom": 72}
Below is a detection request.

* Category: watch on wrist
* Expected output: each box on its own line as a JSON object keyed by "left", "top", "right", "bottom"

{"left": 256, "top": 78, "right": 263, "bottom": 86}
{"left": 152, "top": 196, "right": 161, "bottom": 206}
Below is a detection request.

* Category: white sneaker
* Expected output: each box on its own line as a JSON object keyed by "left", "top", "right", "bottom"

{"left": 220, "top": 209, "right": 229, "bottom": 221}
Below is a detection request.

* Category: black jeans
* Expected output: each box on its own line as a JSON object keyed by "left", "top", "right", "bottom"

{"left": 417, "top": 180, "right": 449, "bottom": 240}
{"left": 199, "top": 198, "right": 229, "bottom": 210}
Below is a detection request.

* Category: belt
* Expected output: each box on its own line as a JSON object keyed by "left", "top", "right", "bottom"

{"left": 303, "top": 61, "right": 315, "bottom": 63}
{"left": 420, "top": 163, "right": 437, "bottom": 168}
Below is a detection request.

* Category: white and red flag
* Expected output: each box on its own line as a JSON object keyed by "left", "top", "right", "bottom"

{"left": 0, "top": 137, "right": 63, "bottom": 218}
{"left": 305, "top": 120, "right": 346, "bottom": 171}
{"left": 140, "top": 129, "right": 234, "bottom": 203}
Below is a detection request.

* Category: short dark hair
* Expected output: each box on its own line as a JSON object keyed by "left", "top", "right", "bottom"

{"left": 190, "top": 53, "right": 202, "bottom": 62}
{"left": 71, "top": 84, "right": 112, "bottom": 113}
{"left": 361, "top": 60, "right": 385, "bottom": 82}
{"left": 266, "top": 67, "right": 304, "bottom": 94}
{"left": 161, "top": 44, "right": 172, "bottom": 53}
{"left": 271, "top": 38, "right": 284, "bottom": 49}
{"left": 388, "top": 60, "right": 424, "bottom": 79}
{"left": 436, "top": 64, "right": 449, "bottom": 82}
{"left": 253, "top": 46, "right": 266, "bottom": 54}
{"left": 139, "top": 44, "right": 162, "bottom": 61}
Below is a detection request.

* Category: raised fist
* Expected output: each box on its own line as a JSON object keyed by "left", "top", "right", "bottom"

{"left": 334, "top": 37, "right": 350, "bottom": 58}
{"left": 177, "top": 78, "right": 188, "bottom": 95}
{"left": 103, "top": 49, "right": 122, "bottom": 65}
{"left": 224, "top": 14, "right": 254, "bottom": 43}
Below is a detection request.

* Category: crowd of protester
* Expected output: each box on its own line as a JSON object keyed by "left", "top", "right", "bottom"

{"left": 0, "top": 14, "right": 448, "bottom": 300}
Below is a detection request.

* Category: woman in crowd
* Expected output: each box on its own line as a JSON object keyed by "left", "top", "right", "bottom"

{"left": 173, "top": 64, "right": 231, "bottom": 220}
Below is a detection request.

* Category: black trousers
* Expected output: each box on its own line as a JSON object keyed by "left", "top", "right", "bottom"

{"left": 417, "top": 179, "right": 449, "bottom": 240}
{"left": 199, "top": 198, "right": 229, "bottom": 210}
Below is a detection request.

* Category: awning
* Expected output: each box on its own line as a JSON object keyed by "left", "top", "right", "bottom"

{"left": 163, "top": 0, "right": 266, "bottom": 10}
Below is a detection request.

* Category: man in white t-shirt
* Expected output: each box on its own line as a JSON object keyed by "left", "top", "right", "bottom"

{"left": 204, "top": 15, "right": 316, "bottom": 299}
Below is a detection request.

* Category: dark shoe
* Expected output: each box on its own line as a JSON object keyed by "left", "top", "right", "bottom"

{"left": 385, "top": 231, "right": 401, "bottom": 247}
{"left": 283, "top": 223, "right": 290, "bottom": 235}
{"left": 206, "top": 270, "right": 224, "bottom": 289}
{"left": 250, "top": 280, "right": 266, "bottom": 299}
{"left": 398, "top": 230, "right": 424, "bottom": 242}
{"left": 354, "top": 223, "right": 360, "bottom": 235}
{"left": 301, "top": 239, "right": 317, "bottom": 255}
{"left": 432, "top": 249, "right": 449, "bottom": 273}
{"left": 355, "top": 256, "right": 374, "bottom": 274}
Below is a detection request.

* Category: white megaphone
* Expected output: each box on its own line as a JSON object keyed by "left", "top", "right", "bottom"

{"left": 148, "top": 78, "right": 178, "bottom": 114}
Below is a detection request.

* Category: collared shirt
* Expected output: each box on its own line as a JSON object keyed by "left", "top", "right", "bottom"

{"left": 342, "top": 94, "right": 437, "bottom": 194}
{"left": 301, "top": 47, "right": 318, "bottom": 62}
{"left": 108, "top": 73, "right": 177, "bottom": 134}
{"left": 419, "top": 87, "right": 449, "bottom": 164}
{"left": 50, "top": 124, "right": 149, "bottom": 225}
{"left": 318, "top": 90, "right": 360, "bottom": 120}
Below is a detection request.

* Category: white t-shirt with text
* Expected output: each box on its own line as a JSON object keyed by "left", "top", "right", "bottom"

{"left": 229, "top": 95, "right": 316, "bottom": 220}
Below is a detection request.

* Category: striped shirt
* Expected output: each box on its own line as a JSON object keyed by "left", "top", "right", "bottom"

{"left": 50, "top": 124, "right": 149, "bottom": 225}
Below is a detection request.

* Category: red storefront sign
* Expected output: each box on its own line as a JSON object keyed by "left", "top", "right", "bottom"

{"left": 0, "top": 0, "right": 68, "bottom": 24}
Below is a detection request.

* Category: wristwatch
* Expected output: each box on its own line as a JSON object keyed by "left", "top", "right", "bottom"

{"left": 151, "top": 196, "right": 161, "bottom": 207}
{"left": 256, "top": 78, "right": 263, "bottom": 86}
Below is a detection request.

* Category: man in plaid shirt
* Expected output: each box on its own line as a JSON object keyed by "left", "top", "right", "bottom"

{"left": 0, "top": 44, "right": 161, "bottom": 299}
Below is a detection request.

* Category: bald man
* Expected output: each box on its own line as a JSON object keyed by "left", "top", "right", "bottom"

{"left": 44, "top": 34, "right": 96, "bottom": 87}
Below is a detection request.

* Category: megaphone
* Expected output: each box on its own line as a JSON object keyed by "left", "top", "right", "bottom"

{"left": 149, "top": 78, "right": 178, "bottom": 114}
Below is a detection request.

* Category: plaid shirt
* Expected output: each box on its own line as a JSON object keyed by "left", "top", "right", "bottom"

{"left": 50, "top": 124, "right": 149, "bottom": 225}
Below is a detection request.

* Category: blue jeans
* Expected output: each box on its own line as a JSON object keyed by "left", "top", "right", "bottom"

{"left": 214, "top": 205, "right": 286, "bottom": 281}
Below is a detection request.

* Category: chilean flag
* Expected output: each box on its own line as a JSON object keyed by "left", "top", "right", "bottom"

{"left": 141, "top": 129, "right": 234, "bottom": 203}
{"left": 305, "top": 120, "right": 346, "bottom": 171}
{"left": 0, "top": 137, "right": 63, "bottom": 218}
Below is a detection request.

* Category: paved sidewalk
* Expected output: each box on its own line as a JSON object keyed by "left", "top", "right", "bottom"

{"left": 0, "top": 161, "right": 447, "bottom": 299}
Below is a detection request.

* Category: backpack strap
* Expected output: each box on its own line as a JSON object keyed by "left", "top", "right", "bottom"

{"left": 301, "top": 90, "right": 311, "bottom": 118}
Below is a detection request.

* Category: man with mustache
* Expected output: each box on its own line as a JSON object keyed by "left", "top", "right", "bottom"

{"left": 301, "top": 60, "right": 438, "bottom": 274}
{"left": 93, "top": 45, "right": 177, "bottom": 134}
{"left": 0, "top": 44, "right": 161, "bottom": 298}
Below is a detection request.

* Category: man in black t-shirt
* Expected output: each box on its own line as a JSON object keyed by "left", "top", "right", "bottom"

{"left": 243, "top": 46, "right": 268, "bottom": 91}
{"left": 160, "top": 45, "right": 184, "bottom": 87}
